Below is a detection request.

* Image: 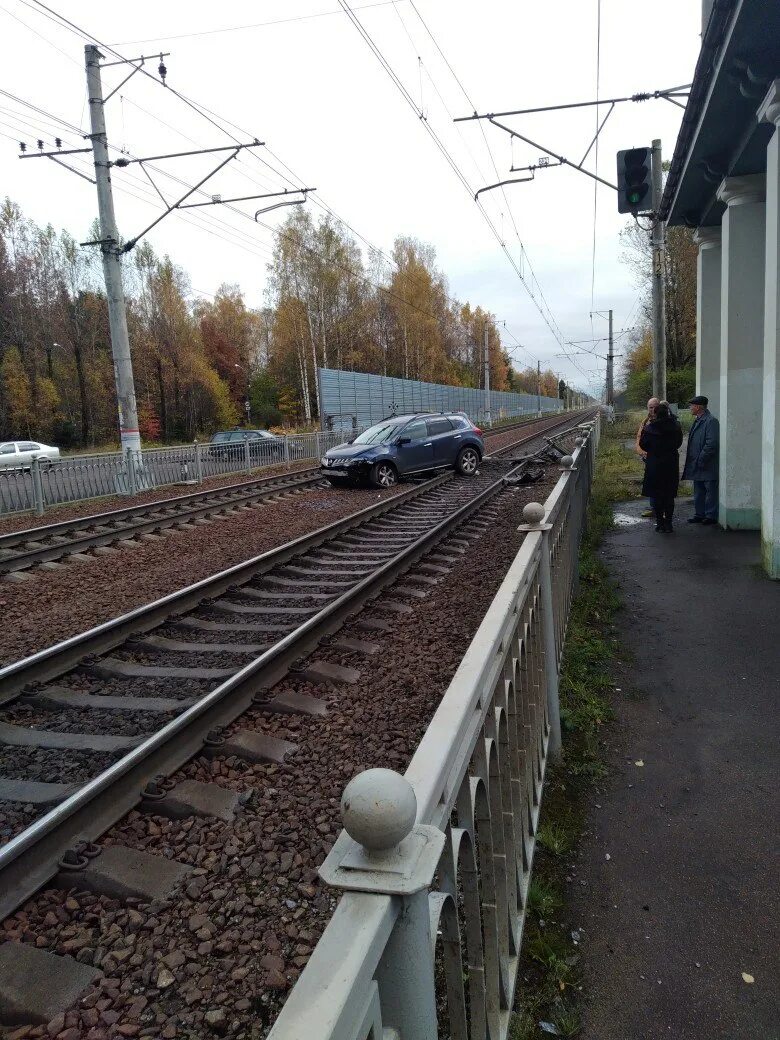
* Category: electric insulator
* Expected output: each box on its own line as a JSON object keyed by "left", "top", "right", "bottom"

{"left": 19, "top": 142, "right": 26, "bottom": 153}
{"left": 55, "top": 137, "right": 62, "bottom": 149}
{"left": 37, "top": 139, "right": 44, "bottom": 150}
{"left": 158, "top": 57, "right": 167, "bottom": 82}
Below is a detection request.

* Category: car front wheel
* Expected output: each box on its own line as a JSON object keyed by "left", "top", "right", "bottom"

{"left": 371, "top": 461, "right": 398, "bottom": 488}
{"left": 455, "top": 446, "right": 480, "bottom": 476}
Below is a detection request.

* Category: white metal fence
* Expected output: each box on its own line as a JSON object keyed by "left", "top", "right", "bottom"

{"left": 267, "top": 416, "right": 600, "bottom": 1040}
{"left": 0, "top": 429, "right": 361, "bottom": 517}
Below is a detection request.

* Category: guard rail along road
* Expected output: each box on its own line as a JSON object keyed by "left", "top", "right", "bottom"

{"left": 267, "top": 414, "right": 600, "bottom": 1040}
{"left": 0, "top": 413, "right": 573, "bottom": 517}
{"left": 0, "top": 430, "right": 354, "bottom": 517}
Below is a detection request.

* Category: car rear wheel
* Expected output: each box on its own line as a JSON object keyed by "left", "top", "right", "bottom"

{"left": 455, "top": 446, "right": 480, "bottom": 476}
{"left": 371, "top": 461, "right": 398, "bottom": 488}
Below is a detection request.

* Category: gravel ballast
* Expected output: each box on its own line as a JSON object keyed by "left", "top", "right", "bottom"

{"left": 0, "top": 459, "right": 571, "bottom": 1040}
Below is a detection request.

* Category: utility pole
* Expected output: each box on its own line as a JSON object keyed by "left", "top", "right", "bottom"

{"left": 85, "top": 45, "right": 141, "bottom": 456}
{"left": 537, "top": 361, "right": 542, "bottom": 416}
{"left": 483, "top": 322, "right": 492, "bottom": 426}
{"left": 651, "top": 138, "right": 666, "bottom": 400}
{"left": 607, "top": 305, "right": 615, "bottom": 403}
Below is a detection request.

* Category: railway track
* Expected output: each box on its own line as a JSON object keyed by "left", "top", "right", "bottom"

{"left": 0, "top": 410, "right": 591, "bottom": 925}
{"left": 0, "top": 411, "right": 580, "bottom": 578}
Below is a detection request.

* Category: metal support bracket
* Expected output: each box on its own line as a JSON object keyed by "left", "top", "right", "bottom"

{"left": 320, "top": 825, "right": 445, "bottom": 896}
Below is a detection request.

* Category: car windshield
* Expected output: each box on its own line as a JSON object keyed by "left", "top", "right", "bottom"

{"left": 352, "top": 421, "right": 404, "bottom": 445}
{"left": 211, "top": 432, "right": 232, "bottom": 443}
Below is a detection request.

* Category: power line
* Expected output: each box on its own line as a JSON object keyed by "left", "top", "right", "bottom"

{"left": 109, "top": 1, "right": 404, "bottom": 48}
{"left": 11, "top": 0, "right": 586, "bottom": 383}
{"left": 337, "top": 0, "right": 587, "bottom": 377}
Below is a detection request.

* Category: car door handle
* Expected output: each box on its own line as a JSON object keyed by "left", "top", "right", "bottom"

{"left": 453, "top": 434, "right": 461, "bottom": 439}
{"left": 424, "top": 442, "right": 432, "bottom": 447}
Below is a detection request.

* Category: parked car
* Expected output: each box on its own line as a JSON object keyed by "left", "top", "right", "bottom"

{"left": 209, "top": 428, "right": 285, "bottom": 464}
{"left": 320, "top": 413, "right": 484, "bottom": 488}
{"left": 0, "top": 440, "right": 61, "bottom": 471}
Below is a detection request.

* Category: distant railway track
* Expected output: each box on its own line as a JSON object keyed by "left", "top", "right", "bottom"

{"left": 0, "top": 412, "right": 582, "bottom": 578}
{"left": 0, "top": 408, "right": 592, "bottom": 943}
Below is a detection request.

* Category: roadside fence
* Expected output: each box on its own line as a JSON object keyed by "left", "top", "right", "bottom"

{"left": 267, "top": 415, "right": 600, "bottom": 1040}
{"left": 0, "top": 429, "right": 364, "bottom": 517}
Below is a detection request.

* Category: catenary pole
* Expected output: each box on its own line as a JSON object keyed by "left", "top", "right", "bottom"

{"left": 606, "top": 308, "right": 614, "bottom": 406}
{"left": 651, "top": 139, "right": 667, "bottom": 400}
{"left": 85, "top": 45, "right": 142, "bottom": 456}
{"left": 483, "top": 322, "right": 492, "bottom": 426}
{"left": 537, "top": 360, "right": 542, "bottom": 416}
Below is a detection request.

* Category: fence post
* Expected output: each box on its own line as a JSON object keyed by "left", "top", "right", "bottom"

{"left": 519, "top": 501, "right": 562, "bottom": 762}
{"left": 125, "top": 447, "right": 138, "bottom": 496}
{"left": 194, "top": 441, "right": 203, "bottom": 483}
{"left": 244, "top": 437, "right": 251, "bottom": 472}
{"left": 318, "top": 769, "right": 445, "bottom": 1040}
{"left": 283, "top": 433, "right": 290, "bottom": 465}
{"left": 30, "top": 455, "right": 45, "bottom": 516}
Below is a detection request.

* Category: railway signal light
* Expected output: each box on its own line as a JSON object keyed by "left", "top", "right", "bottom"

{"left": 617, "top": 147, "right": 652, "bottom": 214}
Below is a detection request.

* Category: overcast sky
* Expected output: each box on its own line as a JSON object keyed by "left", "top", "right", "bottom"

{"left": 0, "top": 0, "right": 701, "bottom": 395}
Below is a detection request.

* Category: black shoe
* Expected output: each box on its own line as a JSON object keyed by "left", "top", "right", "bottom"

{"left": 655, "top": 523, "right": 664, "bottom": 532}
{"left": 687, "top": 516, "right": 704, "bottom": 524}
{"left": 664, "top": 522, "right": 674, "bottom": 533}
{"left": 701, "top": 517, "right": 716, "bottom": 526}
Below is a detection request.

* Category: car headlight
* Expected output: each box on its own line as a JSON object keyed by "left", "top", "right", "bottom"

{"left": 321, "top": 456, "right": 329, "bottom": 465}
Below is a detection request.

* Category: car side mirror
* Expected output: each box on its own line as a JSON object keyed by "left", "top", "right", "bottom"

{"left": 397, "top": 436, "right": 411, "bottom": 446}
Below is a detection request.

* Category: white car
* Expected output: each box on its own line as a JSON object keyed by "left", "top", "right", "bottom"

{"left": 0, "top": 440, "right": 61, "bottom": 470}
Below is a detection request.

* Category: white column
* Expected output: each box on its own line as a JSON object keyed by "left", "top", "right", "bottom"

{"left": 716, "top": 174, "right": 766, "bottom": 530}
{"left": 759, "top": 82, "right": 780, "bottom": 577}
{"left": 693, "top": 227, "right": 722, "bottom": 417}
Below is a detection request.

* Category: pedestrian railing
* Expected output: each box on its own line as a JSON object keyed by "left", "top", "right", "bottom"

{"left": 0, "top": 428, "right": 370, "bottom": 517}
{"left": 267, "top": 416, "right": 600, "bottom": 1040}
{"left": 0, "top": 411, "right": 586, "bottom": 517}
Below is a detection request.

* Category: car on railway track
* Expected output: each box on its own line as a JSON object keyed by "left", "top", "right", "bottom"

{"left": 0, "top": 439, "right": 60, "bottom": 470}
{"left": 320, "top": 412, "right": 484, "bottom": 488}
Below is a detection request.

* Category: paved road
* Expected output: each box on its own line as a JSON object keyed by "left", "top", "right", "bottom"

{"left": 570, "top": 497, "right": 780, "bottom": 1040}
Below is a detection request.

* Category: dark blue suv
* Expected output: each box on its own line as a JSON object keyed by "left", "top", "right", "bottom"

{"left": 320, "top": 413, "right": 485, "bottom": 488}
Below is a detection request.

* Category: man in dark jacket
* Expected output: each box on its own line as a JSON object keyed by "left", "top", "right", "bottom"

{"left": 682, "top": 395, "right": 720, "bottom": 525}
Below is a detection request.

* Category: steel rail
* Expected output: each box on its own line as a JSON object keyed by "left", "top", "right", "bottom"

{"left": 0, "top": 409, "right": 592, "bottom": 918}
{"left": 0, "top": 470, "right": 324, "bottom": 572}
{"left": 0, "top": 411, "right": 587, "bottom": 698}
{"left": 0, "top": 474, "right": 448, "bottom": 702}
{"left": 0, "top": 455, "right": 531, "bottom": 919}
{"left": 0, "top": 412, "right": 577, "bottom": 574}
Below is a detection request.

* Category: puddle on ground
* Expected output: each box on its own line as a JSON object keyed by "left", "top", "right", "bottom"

{"left": 613, "top": 511, "right": 644, "bottom": 527}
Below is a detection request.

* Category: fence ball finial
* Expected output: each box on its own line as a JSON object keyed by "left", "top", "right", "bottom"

{"left": 560, "top": 454, "right": 574, "bottom": 469}
{"left": 522, "top": 502, "right": 545, "bottom": 525}
{"left": 341, "top": 768, "right": 417, "bottom": 852}
{"left": 574, "top": 435, "right": 585, "bottom": 446}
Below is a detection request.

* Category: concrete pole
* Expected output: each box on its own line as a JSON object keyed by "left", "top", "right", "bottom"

{"left": 651, "top": 139, "right": 667, "bottom": 401}
{"left": 606, "top": 308, "right": 614, "bottom": 406}
{"left": 717, "top": 174, "right": 765, "bottom": 529}
{"left": 85, "top": 45, "right": 141, "bottom": 456}
{"left": 537, "top": 361, "right": 542, "bottom": 415}
{"left": 759, "top": 81, "right": 780, "bottom": 576}
{"left": 693, "top": 227, "right": 722, "bottom": 416}
{"left": 483, "top": 322, "right": 492, "bottom": 426}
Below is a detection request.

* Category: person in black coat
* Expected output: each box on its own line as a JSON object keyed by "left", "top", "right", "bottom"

{"left": 639, "top": 402, "right": 683, "bottom": 533}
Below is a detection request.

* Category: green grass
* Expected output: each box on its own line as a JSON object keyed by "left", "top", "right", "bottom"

{"left": 509, "top": 418, "right": 634, "bottom": 1040}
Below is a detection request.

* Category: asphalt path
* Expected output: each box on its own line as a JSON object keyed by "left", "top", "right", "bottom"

{"left": 570, "top": 497, "right": 780, "bottom": 1039}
